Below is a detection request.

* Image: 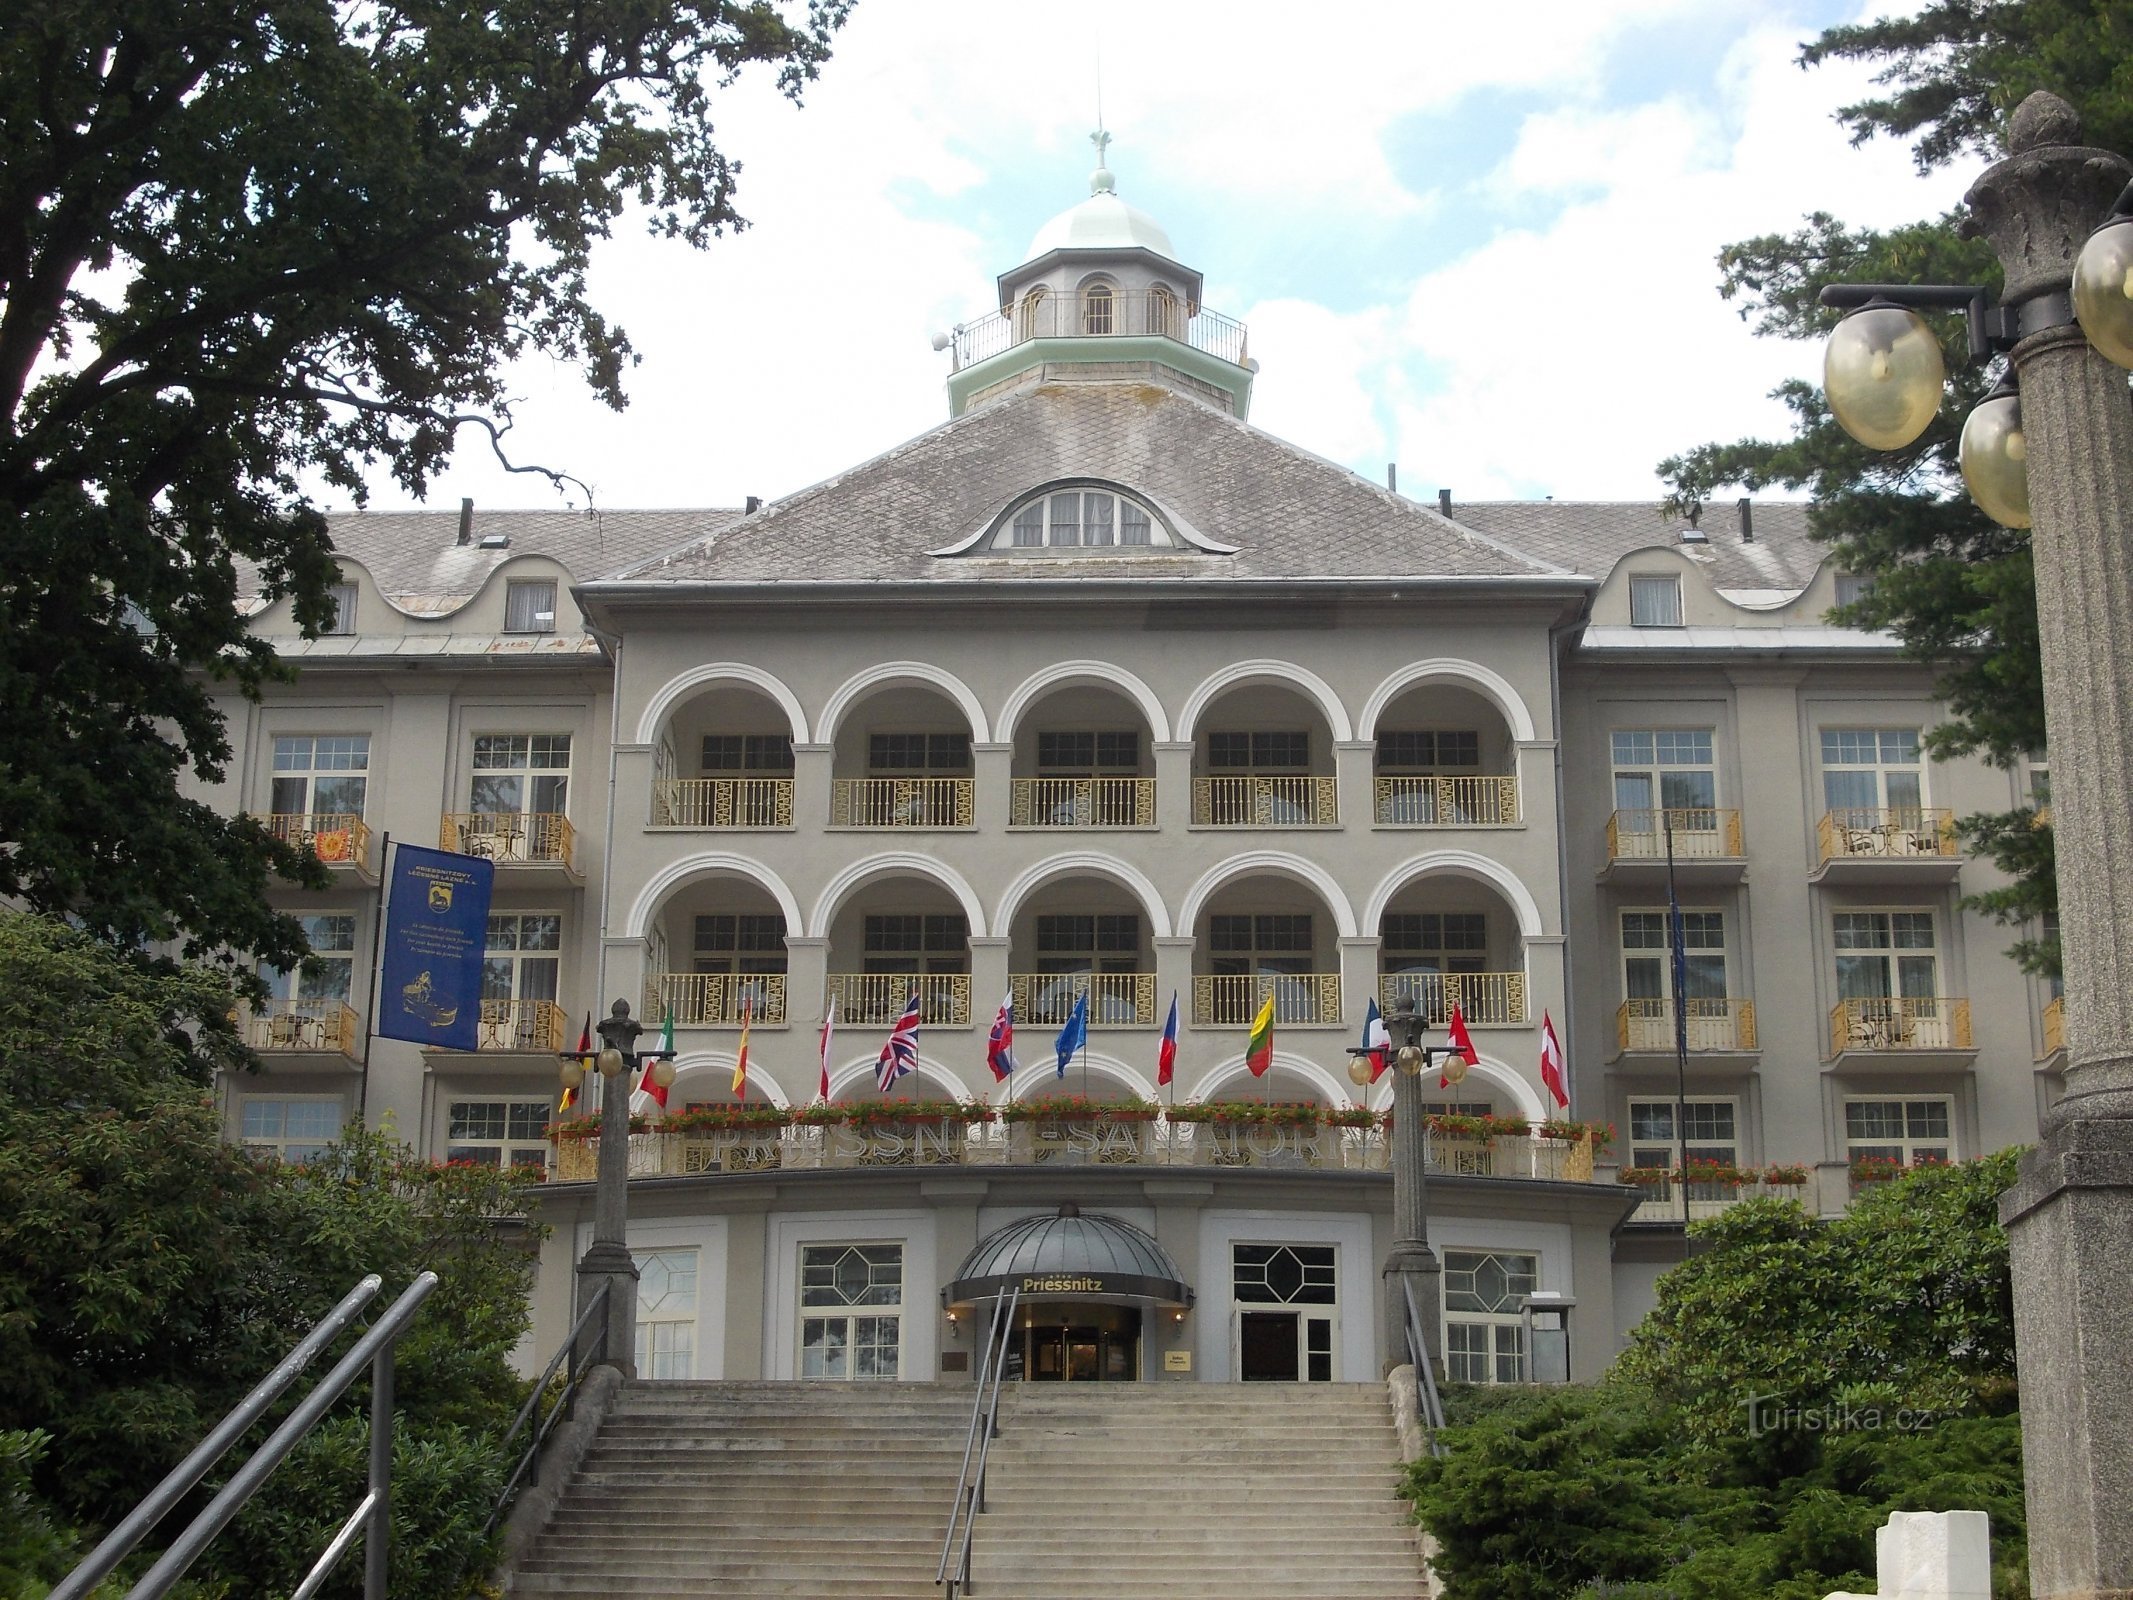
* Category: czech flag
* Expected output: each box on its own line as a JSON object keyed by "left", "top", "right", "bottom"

{"left": 1156, "top": 992, "right": 1179, "bottom": 1087}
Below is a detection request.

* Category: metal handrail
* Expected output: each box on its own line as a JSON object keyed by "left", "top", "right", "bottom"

{"left": 122, "top": 1272, "right": 439, "bottom": 1600}
{"left": 481, "top": 1282, "right": 612, "bottom": 1538}
{"left": 940, "top": 1287, "right": 1019, "bottom": 1596}
{"left": 1402, "top": 1277, "right": 1447, "bottom": 1458}
{"left": 51, "top": 1276, "right": 386, "bottom": 1600}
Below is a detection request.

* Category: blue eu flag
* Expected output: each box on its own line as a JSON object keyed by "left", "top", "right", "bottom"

{"left": 1054, "top": 990, "right": 1089, "bottom": 1079}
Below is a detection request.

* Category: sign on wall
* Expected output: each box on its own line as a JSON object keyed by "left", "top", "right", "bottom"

{"left": 377, "top": 843, "right": 495, "bottom": 1051}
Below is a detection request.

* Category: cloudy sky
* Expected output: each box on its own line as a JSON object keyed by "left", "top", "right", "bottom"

{"left": 355, "top": 0, "right": 1980, "bottom": 514}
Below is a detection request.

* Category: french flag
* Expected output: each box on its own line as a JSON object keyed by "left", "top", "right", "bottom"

{"left": 1360, "top": 997, "right": 1390, "bottom": 1082}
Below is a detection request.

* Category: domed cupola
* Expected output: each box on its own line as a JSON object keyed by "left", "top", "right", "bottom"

{"left": 940, "top": 129, "right": 1254, "bottom": 420}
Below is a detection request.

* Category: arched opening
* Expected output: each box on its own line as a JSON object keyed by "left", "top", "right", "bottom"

{"left": 1007, "top": 873, "right": 1159, "bottom": 1030}
{"left": 1191, "top": 684, "right": 1338, "bottom": 826}
{"left": 1081, "top": 282, "right": 1114, "bottom": 336}
{"left": 1375, "top": 872, "right": 1529, "bottom": 1115}
{"left": 1371, "top": 681, "right": 1520, "bottom": 826}
{"left": 1193, "top": 874, "right": 1342, "bottom": 1027}
{"left": 1017, "top": 284, "right": 1050, "bottom": 341}
{"left": 824, "top": 875, "right": 972, "bottom": 1028}
{"left": 651, "top": 681, "right": 796, "bottom": 827}
{"left": 830, "top": 684, "right": 976, "bottom": 829}
{"left": 643, "top": 872, "right": 792, "bottom": 1025}
{"left": 1148, "top": 282, "right": 1179, "bottom": 340}
{"left": 1010, "top": 683, "right": 1156, "bottom": 828}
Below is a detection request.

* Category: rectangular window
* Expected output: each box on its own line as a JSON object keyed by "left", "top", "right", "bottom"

{"left": 447, "top": 1099, "right": 553, "bottom": 1168}
{"left": 1844, "top": 1098, "right": 1954, "bottom": 1167}
{"left": 1442, "top": 1250, "right": 1537, "bottom": 1385}
{"left": 504, "top": 579, "right": 558, "bottom": 634}
{"left": 1833, "top": 911, "right": 1939, "bottom": 1001}
{"left": 325, "top": 581, "right": 357, "bottom": 635}
{"left": 1120, "top": 502, "right": 1152, "bottom": 545}
{"left": 1627, "top": 1098, "right": 1739, "bottom": 1170}
{"left": 240, "top": 1097, "right": 343, "bottom": 1164}
{"left": 1011, "top": 503, "right": 1046, "bottom": 547}
{"left": 701, "top": 733, "right": 794, "bottom": 774}
{"left": 483, "top": 913, "right": 562, "bottom": 1005}
{"left": 1620, "top": 910, "right": 1728, "bottom": 1000}
{"left": 1376, "top": 730, "right": 1481, "bottom": 772}
{"left": 1380, "top": 913, "right": 1489, "bottom": 988}
{"left": 471, "top": 734, "right": 571, "bottom": 817}
{"left": 862, "top": 914, "right": 967, "bottom": 978}
{"left": 1834, "top": 573, "right": 1874, "bottom": 608}
{"left": 1821, "top": 727, "right": 1924, "bottom": 816}
{"left": 1629, "top": 575, "right": 1683, "bottom": 627}
{"left": 1035, "top": 913, "right": 1141, "bottom": 962}
{"left": 1207, "top": 731, "right": 1309, "bottom": 771}
{"left": 269, "top": 914, "right": 358, "bottom": 1004}
{"left": 271, "top": 735, "right": 370, "bottom": 819}
{"left": 867, "top": 732, "right": 970, "bottom": 774}
{"left": 636, "top": 1249, "right": 701, "bottom": 1380}
{"left": 1610, "top": 728, "right": 1717, "bottom": 815}
{"left": 1048, "top": 491, "right": 1082, "bottom": 547}
{"left": 1035, "top": 731, "right": 1140, "bottom": 774}
{"left": 800, "top": 1244, "right": 903, "bottom": 1380}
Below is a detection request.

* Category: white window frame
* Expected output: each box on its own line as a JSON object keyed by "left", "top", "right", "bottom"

{"left": 1626, "top": 1097, "right": 1740, "bottom": 1171}
{"left": 445, "top": 1098, "right": 554, "bottom": 1169}
{"left": 483, "top": 912, "right": 562, "bottom": 1004}
{"left": 1610, "top": 728, "right": 1717, "bottom": 815}
{"left": 504, "top": 579, "right": 558, "bottom": 634}
{"left": 1834, "top": 573, "right": 1874, "bottom": 608}
{"left": 240, "top": 1095, "right": 344, "bottom": 1163}
{"left": 1231, "top": 1241, "right": 1340, "bottom": 1383}
{"left": 635, "top": 1247, "right": 702, "bottom": 1379}
{"left": 1843, "top": 1096, "right": 1955, "bottom": 1167}
{"left": 1628, "top": 574, "right": 1683, "bottom": 627}
{"left": 469, "top": 733, "right": 571, "bottom": 818}
{"left": 270, "top": 735, "right": 370, "bottom": 820}
{"left": 1441, "top": 1249, "right": 1539, "bottom": 1385}
{"left": 269, "top": 913, "right": 359, "bottom": 1004}
{"left": 1620, "top": 908, "right": 1729, "bottom": 1001}
{"left": 1820, "top": 726, "right": 1926, "bottom": 816}
{"left": 995, "top": 488, "right": 1163, "bottom": 550}
{"left": 324, "top": 581, "right": 357, "bottom": 635}
{"left": 1833, "top": 909, "right": 1940, "bottom": 1001}
{"left": 798, "top": 1242, "right": 905, "bottom": 1381}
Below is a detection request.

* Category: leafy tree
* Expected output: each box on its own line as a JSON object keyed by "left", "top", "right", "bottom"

{"left": 1658, "top": 2, "right": 2133, "bottom": 977}
{"left": 0, "top": 0, "right": 851, "bottom": 991}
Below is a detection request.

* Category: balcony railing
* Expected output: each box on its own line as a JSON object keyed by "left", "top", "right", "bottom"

{"left": 441, "top": 812, "right": 575, "bottom": 868}
{"left": 476, "top": 998, "right": 570, "bottom": 1052}
{"left": 1192, "top": 776, "right": 1338, "bottom": 826}
{"left": 1010, "top": 972, "right": 1157, "bottom": 1028}
{"left": 1816, "top": 807, "right": 1957, "bottom": 863}
{"left": 2042, "top": 993, "right": 2066, "bottom": 1058}
{"left": 826, "top": 973, "right": 971, "bottom": 1027}
{"left": 1606, "top": 808, "right": 1743, "bottom": 860}
{"left": 1624, "top": 1172, "right": 1817, "bottom": 1224}
{"left": 1616, "top": 997, "right": 1758, "bottom": 1053}
{"left": 1829, "top": 996, "right": 1973, "bottom": 1053}
{"left": 1376, "top": 971, "right": 1528, "bottom": 1027}
{"left": 1193, "top": 972, "right": 1341, "bottom": 1026}
{"left": 264, "top": 813, "right": 374, "bottom": 870}
{"left": 950, "top": 292, "right": 1249, "bottom": 370}
{"left": 1374, "top": 775, "right": 1519, "bottom": 826}
{"left": 243, "top": 999, "right": 361, "bottom": 1055}
{"left": 830, "top": 778, "right": 974, "bottom": 828}
{"left": 652, "top": 777, "right": 793, "bottom": 828}
{"left": 644, "top": 972, "right": 788, "bottom": 1026}
{"left": 1010, "top": 777, "right": 1155, "bottom": 828}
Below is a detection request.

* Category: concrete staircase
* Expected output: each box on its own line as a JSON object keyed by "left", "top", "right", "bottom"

{"left": 508, "top": 1379, "right": 1429, "bottom": 1599}
{"left": 966, "top": 1383, "right": 1429, "bottom": 1599}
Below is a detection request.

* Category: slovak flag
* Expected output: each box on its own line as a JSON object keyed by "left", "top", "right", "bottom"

{"left": 1360, "top": 997, "right": 1390, "bottom": 1083}
{"left": 877, "top": 992, "right": 921, "bottom": 1093}
{"left": 1539, "top": 1010, "right": 1570, "bottom": 1109}
{"left": 987, "top": 992, "right": 1017, "bottom": 1082}
{"left": 1440, "top": 1002, "right": 1480, "bottom": 1089}
{"left": 1156, "top": 991, "right": 1179, "bottom": 1087}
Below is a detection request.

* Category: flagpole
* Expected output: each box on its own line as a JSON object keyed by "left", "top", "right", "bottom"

{"left": 357, "top": 832, "right": 392, "bottom": 1126}
{"left": 1665, "top": 811, "right": 1691, "bottom": 1245}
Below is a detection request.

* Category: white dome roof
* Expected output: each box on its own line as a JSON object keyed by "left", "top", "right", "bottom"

{"left": 1022, "top": 189, "right": 1179, "bottom": 263}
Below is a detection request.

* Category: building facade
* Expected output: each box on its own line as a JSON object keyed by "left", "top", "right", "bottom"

{"left": 202, "top": 158, "right": 2058, "bottom": 1388}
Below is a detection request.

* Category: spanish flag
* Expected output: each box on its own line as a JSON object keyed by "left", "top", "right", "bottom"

{"left": 1245, "top": 991, "right": 1275, "bottom": 1077}
{"left": 731, "top": 996, "right": 753, "bottom": 1097}
{"left": 558, "top": 1011, "right": 593, "bottom": 1112}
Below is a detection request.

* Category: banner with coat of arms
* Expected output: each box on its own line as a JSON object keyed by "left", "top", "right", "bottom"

{"left": 377, "top": 843, "right": 495, "bottom": 1051}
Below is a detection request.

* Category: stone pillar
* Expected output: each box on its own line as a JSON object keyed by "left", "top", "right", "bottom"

{"left": 1964, "top": 92, "right": 2133, "bottom": 1599}
{"left": 576, "top": 1060, "right": 639, "bottom": 1375}
{"left": 1153, "top": 741, "right": 1195, "bottom": 832}
{"left": 1380, "top": 1060, "right": 1442, "bottom": 1379}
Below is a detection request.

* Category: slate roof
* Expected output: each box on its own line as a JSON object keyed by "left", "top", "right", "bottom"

{"left": 599, "top": 381, "right": 1582, "bottom": 590}
{"left": 1447, "top": 499, "right": 1827, "bottom": 600}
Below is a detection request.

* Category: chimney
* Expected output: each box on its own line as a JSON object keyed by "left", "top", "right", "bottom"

{"left": 745, "top": 495, "right": 763, "bottom": 515}
{"left": 456, "top": 497, "right": 475, "bottom": 546}
{"left": 1437, "top": 488, "right": 1452, "bottom": 516}
{"left": 1386, "top": 463, "right": 1398, "bottom": 493}
{"left": 1681, "top": 501, "right": 1707, "bottom": 544}
{"left": 1737, "top": 496, "right": 1755, "bottom": 541}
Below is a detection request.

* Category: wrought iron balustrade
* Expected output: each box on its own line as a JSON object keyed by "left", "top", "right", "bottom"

{"left": 1192, "top": 775, "right": 1337, "bottom": 826}
{"left": 1374, "top": 775, "right": 1519, "bottom": 826}
{"left": 831, "top": 778, "right": 974, "bottom": 828}
{"left": 1010, "top": 776, "right": 1154, "bottom": 827}
{"left": 652, "top": 777, "right": 793, "bottom": 828}
{"left": 1375, "top": 971, "right": 1527, "bottom": 1026}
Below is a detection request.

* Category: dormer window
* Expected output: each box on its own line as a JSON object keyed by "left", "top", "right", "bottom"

{"left": 1082, "top": 284, "right": 1114, "bottom": 336}
{"left": 994, "top": 487, "right": 1167, "bottom": 551}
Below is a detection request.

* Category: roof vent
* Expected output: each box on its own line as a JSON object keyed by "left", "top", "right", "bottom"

{"left": 1680, "top": 501, "right": 1707, "bottom": 544}
{"left": 478, "top": 533, "right": 510, "bottom": 550}
{"left": 745, "top": 495, "right": 763, "bottom": 514}
{"left": 1737, "top": 496, "right": 1755, "bottom": 542}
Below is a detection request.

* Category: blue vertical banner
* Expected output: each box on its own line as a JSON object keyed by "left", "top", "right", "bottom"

{"left": 377, "top": 843, "right": 495, "bottom": 1051}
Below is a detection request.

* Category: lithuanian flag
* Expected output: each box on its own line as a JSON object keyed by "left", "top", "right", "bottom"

{"left": 1245, "top": 992, "right": 1275, "bottom": 1077}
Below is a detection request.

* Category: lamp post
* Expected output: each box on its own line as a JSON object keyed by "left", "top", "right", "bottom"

{"left": 1817, "top": 91, "right": 2133, "bottom": 1599}
{"left": 558, "top": 998, "right": 675, "bottom": 1377}
{"left": 1348, "top": 995, "right": 1455, "bottom": 1381}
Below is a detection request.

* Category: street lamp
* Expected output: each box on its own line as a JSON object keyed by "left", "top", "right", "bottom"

{"left": 559, "top": 999, "right": 675, "bottom": 1376}
{"left": 1817, "top": 91, "right": 2133, "bottom": 1599}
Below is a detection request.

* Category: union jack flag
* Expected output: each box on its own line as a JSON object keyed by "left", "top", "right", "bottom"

{"left": 877, "top": 991, "right": 922, "bottom": 1093}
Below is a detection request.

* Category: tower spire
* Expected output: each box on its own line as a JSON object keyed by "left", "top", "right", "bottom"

{"left": 1089, "top": 125, "right": 1114, "bottom": 196}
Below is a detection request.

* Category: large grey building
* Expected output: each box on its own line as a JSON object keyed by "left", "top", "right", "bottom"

{"left": 203, "top": 159, "right": 2055, "bottom": 1388}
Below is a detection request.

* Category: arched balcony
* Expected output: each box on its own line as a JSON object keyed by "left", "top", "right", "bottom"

{"left": 829, "top": 685, "right": 976, "bottom": 829}
{"left": 1190, "top": 685, "right": 1338, "bottom": 827}
{"left": 823, "top": 876, "right": 972, "bottom": 1026}
{"left": 1370, "top": 681, "right": 1521, "bottom": 827}
{"left": 650, "top": 681, "right": 798, "bottom": 829}
{"left": 1375, "top": 878, "right": 1528, "bottom": 1028}
{"left": 642, "top": 874, "right": 791, "bottom": 1025}
{"left": 1006, "top": 874, "right": 1159, "bottom": 1029}
{"left": 1192, "top": 876, "right": 1343, "bottom": 1027}
{"left": 1009, "top": 685, "right": 1156, "bottom": 830}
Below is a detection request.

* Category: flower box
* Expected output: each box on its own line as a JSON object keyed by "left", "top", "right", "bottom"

{"left": 1000, "top": 1094, "right": 1159, "bottom": 1124}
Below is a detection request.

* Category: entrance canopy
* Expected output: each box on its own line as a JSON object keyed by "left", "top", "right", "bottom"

{"left": 945, "top": 1205, "right": 1193, "bottom": 1309}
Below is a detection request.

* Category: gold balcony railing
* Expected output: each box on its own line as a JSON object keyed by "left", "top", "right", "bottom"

{"left": 1010, "top": 777, "right": 1155, "bottom": 827}
{"left": 243, "top": 999, "right": 361, "bottom": 1055}
{"left": 264, "top": 813, "right": 374, "bottom": 869}
{"left": 2042, "top": 993, "right": 2066, "bottom": 1058}
{"left": 1616, "top": 997, "right": 1758, "bottom": 1052}
{"left": 1010, "top": 972, "right": 1157, "bottom": 1028}
{"left": 1192, "top": 776, "right": 1337, "bottom": 826}
{"left": 440, "top": 812, "right": 575, "bottom": 867}
{"left": 477, "top": 998, "right": 570, "bottom": 1052}
{"left": 1624, "top": 1173, "right": 1819, "bottom": 1224}
{"left": 830, "top": 778, "right": 974, "bottom": 828}
{"left": 1374, "top": 775, "right": 1519, "bottom": 826}
{"left": 826, "top": 973, "right": 971, "bottom": 1026}
{"left": 1376, "top": 971, "right": 1527, "bottom": 1026}
{"left": 652, "top": 777, "right": 794, "bottom": 828}
{"left": 1815, "top": 807, "right": 1957, "bottom": 863}
{"left": 643, "top": 972, "right": 788, "bottom": 1026}
{"left": 1829, "top": 996, "right": 1973, "bottom": 1053}
{"left": 1605, "top": 808, "right": 1743, "bottom": 860}
{"left": 1192, "top": 972, "right": 1341, "bottom": 1026}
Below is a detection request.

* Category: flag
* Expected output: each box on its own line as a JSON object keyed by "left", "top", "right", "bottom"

{"left": 817, "top": 992, "right": 837, "bottom": 1102}
{"left": 377, "top": 843, "right": 495, "bottom": 1050}
{"left": 731, "top": 996, "right": 752, "bottom": 1097}
{"left": 986, "top": 992, "right": 1017, "bottom": 1082}
{"left": 1440, "top": 1003, "right": 1479, "bottom": 1089}
{"left": 1054, "top": 990, "right": 1088, "bottom": 1079}
{"left": 1539, "top": 1010, "right": 1569, "bottom": 1109}
{"left": 630, "top": 1003, "right": 675, "bottom": 1117}
{"left": 1668, "top": 879, "right": 1691, "bottom": 1063}
{"left": 558, "top": 1010, "right": 593, "bottom": 1113}
{"left": 1245, "top": 991, "right": 1275, "bottom": 1077}
{"left": 877, "top": 992, "right": 921, "bottom": 1093}
{"left": 1360, "top": 997, "right": 1390, "bottom": 1083}
{"left": 1156, "top": 991, "right": 1179, "bottom": 1087}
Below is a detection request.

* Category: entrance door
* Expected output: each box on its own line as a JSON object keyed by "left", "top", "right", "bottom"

{"left": 1239, "top": 1311, "right": 1298, "bottom": 1382}
{"left": 1019, "top": 1304, "right": 1141, "bottom": 1380}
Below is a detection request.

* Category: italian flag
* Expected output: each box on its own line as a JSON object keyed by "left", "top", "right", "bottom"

{"left": 1245, "top": 991, "right": 1276, "bottom": 1077}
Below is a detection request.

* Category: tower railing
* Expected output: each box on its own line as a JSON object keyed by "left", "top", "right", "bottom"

{"left": 951, "top": 293, "right": 1249, "bottom": 368}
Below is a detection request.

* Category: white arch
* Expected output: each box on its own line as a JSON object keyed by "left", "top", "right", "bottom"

{"left": 808, "top": 852, "right": 989, "bottom": 939}
{"left": 1358, "top": 659, "right": 1537, "bottom": 744}
{"left": 825, "top": 1054, "right": 966, "bottom": 1101}
{"left": 1362, "top": 850, "right": 1546, "bottom": 941}
{"left": 666, "top": 1052, "right": 794, "bottom": 1110}
{"left": 997, "top": 660, "right": 1173, "bottom": 744}
{"left": 625, "top": 853, "right": 805, "bottom": 940}
{"left": 1176, "top": 659, "right": 1354, "bottom": 742}
{"left": 635, "top": 661, "right": 810, "bottom": 746}
{"left": 994, "top": 852, "right": 1175, "bottom": 939}
{"left": 1177, "top": 851, "right": 1358, "bottom": 939}
{"left": 818, "top": 661, "right": 992, "bottom": 745}
{"left": 1000, "top": 1050, "right": 1156, "bottom": 1103}
{"left": 1364, "top": 1051, "right": 1547, "bottom": 1122}
{"left": 1182, "top": 1049, "right": 1353, "bottom": 1108}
